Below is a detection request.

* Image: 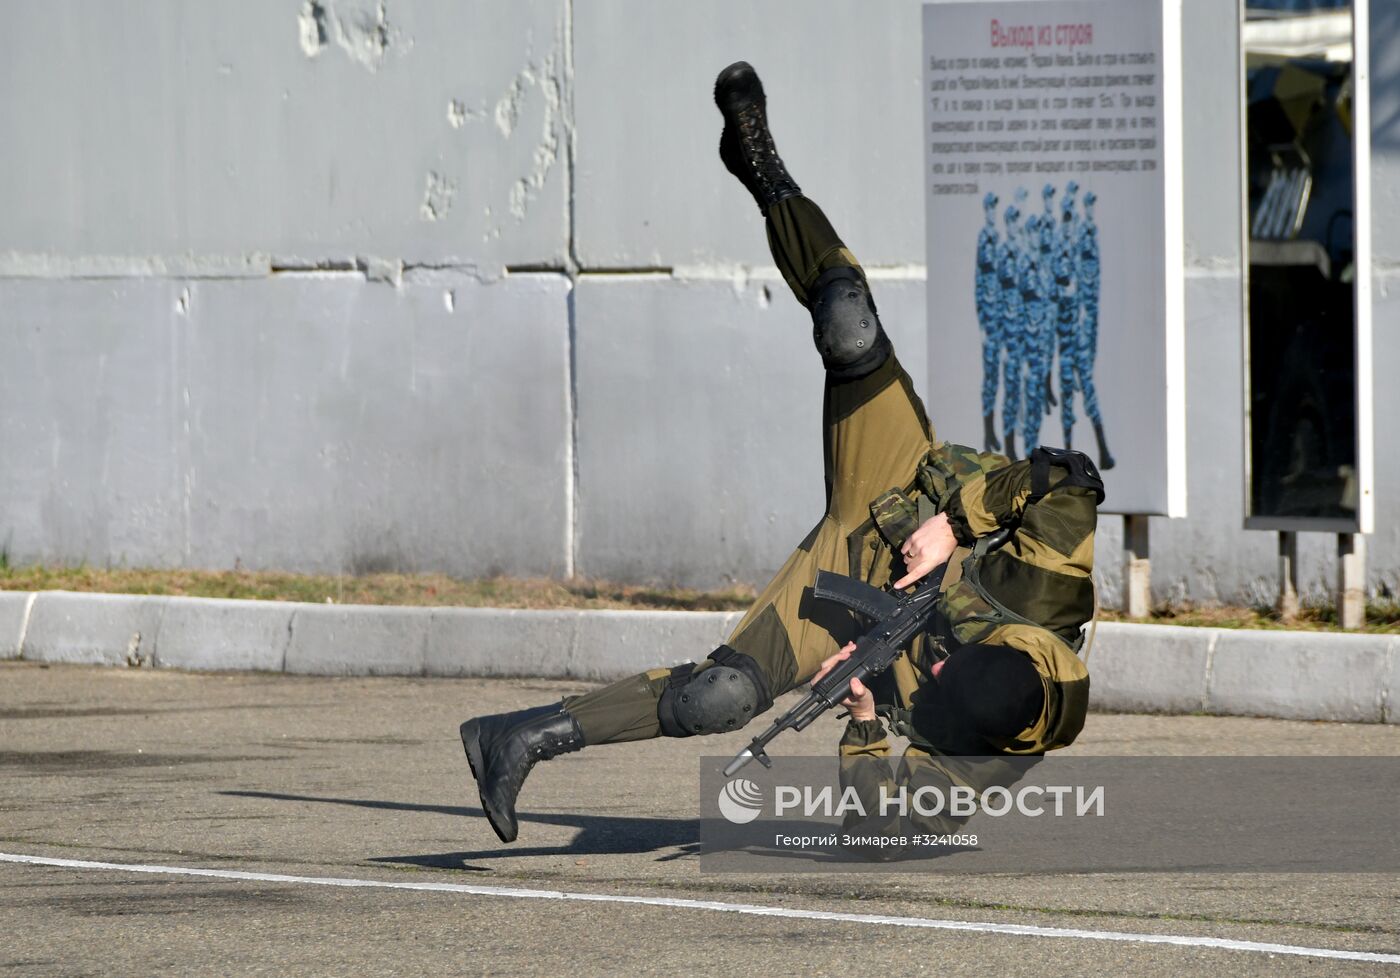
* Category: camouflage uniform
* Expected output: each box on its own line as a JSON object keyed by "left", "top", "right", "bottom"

{"left": 566, "top": 196, "right": 1098, "bottom": 763}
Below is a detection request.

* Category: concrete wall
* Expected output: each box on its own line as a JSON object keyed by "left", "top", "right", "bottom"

{"left": 0, "top": 0, "right": 1394, "bottom": 604}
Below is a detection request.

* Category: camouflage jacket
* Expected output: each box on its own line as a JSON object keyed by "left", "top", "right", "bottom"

{"left": 863, "top": 442, "right": 1103, "bottom": 755}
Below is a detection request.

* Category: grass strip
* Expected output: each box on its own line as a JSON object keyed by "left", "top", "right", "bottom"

{"left": 1, "top": 565, "right": 1395, "bottom": 632}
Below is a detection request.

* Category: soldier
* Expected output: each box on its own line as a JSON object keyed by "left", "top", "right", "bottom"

{"left": 1063, "top": 180, "right": 1081, "bottom": 226}
{"left": 1036, "top": 185, "right": 1060, "bottom": 418}
{"left": 975, "top": 192, "right": 1002, "bottom": 452}
{"left": 1039, "top": 183, "right": 1057, "bottom": 239}
{"left": 1052, "top": 193, "right": 1080, "bottom": 448}
{"left": 1020, "top": 213, "right": 1052, "bottom": 453}
{"left": 996, "top": 201, "right": 1026, "bottom": 460}
{"left": 458, "top": 63, "right": 1103, "bottom": 845}
{"left": 1074, "top": 191, "right": 1114, "bottom": 469}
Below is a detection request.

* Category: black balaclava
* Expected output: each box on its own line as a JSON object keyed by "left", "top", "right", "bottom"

{"left": 912, "top": 645, "right": 1045, "bottom": 751}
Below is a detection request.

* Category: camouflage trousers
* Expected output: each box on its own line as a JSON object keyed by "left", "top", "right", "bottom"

{"left": 565, "top": 196, "right": 935, "bottom": 745}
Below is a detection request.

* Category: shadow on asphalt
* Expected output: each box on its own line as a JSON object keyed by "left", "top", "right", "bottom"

{"left": 218, "top": 790, "right": 965, "bottom": 869}
{"left": 219, "top": 790, "right": 702, "bottom": 867}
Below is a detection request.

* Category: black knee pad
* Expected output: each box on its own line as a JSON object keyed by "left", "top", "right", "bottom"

{"left": 810, "top": 267, "right": 891, "bottom": 379}
{"left": 657, "top": 646, "right": 774, "bottom": 738}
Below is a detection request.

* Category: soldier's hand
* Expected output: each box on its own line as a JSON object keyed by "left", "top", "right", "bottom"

{"left": 812, "top": 643, "right": 875, "bottom": 721}
{"left": 893, "top": 513, "right": 958, "bottom": 590}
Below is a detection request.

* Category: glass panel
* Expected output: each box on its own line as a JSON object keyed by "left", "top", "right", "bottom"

{"left": 1244, "top": 1, "right": 1359, "bottom": 523}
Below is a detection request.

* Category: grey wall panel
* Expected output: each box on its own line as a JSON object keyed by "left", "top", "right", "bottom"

{"left": 0, "top": 280, "right": 188, "bottom": 565}
{"left": 1368, "top": 281, "right": 1400, "bottom": 596}
{"left": 0, "top": 274, "right": 572, "bottom": 577}
{"left": 573, "top": 0, "right": 929, "bottom": 270}
{"left": 573, "top": 274, "right": 927, "bottom": 587}
{"left": 0, "top": 0, "right": 569, "bottom": 270}
{"left": 184, "top": 273, "right": 572, "bottom": 577}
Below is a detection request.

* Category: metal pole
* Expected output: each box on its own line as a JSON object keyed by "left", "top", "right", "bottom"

{"left": 1337, "top": 533, "right": 1366, "bottom": 630}
{"left": 1123, "top": 514, "right": 1151, "bottom": 618}
{"left": 1277, "top": 531, "right": 1299, "bottom": 622}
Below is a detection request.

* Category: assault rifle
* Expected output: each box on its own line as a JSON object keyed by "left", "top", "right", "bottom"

{"left": 722, "top": 527, "right": 1012, "bottom": 778}
{"left": 722, "top": 566, "right": 947, "bottom": 777}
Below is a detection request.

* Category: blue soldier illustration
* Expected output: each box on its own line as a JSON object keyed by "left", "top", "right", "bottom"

{"left": 1052, "top": 193, "right": 1080, "bottom": 448}
{"left": 1039, "top": 183, "right": 1058, "bottom": 254}
{"left": 1009, "top": 214, "right": 1039, "bottom": 452}
{"left": 975, "top": 191, "right": 1002, "bottom": 451}
{"left": 1063, "top": 179, "right": 1081, "bottom": 232}
{"left": 1036, "top": 184, "right": 1060, "bottom": 421}
{"left": 1021, "top": 212, "right": 1055, "bottom": 452}
{"left": 1075, "top": 190, "right": 1114, "bottom": 468}
{"left": 996, "top": 201, "right": 1026, "bottom": 459}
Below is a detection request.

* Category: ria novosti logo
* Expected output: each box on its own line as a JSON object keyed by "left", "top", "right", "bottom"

{"left": 715, "top": 779, "right": 1105, "bottom": 823}
{"left": 717, "top": 779, "right": 764, "bottom": 824}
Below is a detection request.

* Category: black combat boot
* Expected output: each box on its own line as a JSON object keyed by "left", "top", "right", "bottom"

{"left": 1093, "top": 421, "right": 1116, "bottom": 470}
{"left": 1005, "top": 432, "right": 1018, "bottom": 462}
{"left": 459, "top": 703, "right": 584, "bottom": 843}
{"left": 982, "top": 414, "right": 1001, "bottom": 452}
{"left": 714, "top": 61, "right": 802, "bottom": 212}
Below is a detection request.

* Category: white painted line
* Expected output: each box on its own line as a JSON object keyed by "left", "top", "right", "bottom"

{"left": 4, "top": 851, "right": 1398, "bottom": 965}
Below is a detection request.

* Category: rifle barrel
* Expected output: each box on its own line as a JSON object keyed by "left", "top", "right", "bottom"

{"left": 722, "top": 750, "right": 755, "bottom": 778}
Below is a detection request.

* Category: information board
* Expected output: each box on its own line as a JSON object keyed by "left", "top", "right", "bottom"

{"left": 922, "top": 0, "right": 1184, "bottom": 515}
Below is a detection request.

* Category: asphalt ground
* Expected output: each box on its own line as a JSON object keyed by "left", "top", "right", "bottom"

{"left": 2, "top": 661, "right": 1399, "bottom": 977}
